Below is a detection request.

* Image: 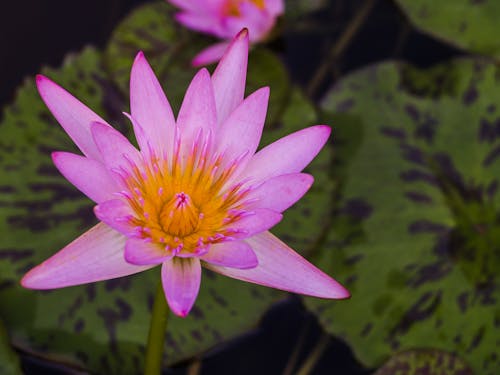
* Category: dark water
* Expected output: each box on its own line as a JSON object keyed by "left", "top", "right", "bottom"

{"left": 0, "top": 0, "right": 463, "bottom": 374}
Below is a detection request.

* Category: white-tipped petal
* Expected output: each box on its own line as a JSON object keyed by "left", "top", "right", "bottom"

{"left": 21, "top": 223, "right": 153, "bottom": 289}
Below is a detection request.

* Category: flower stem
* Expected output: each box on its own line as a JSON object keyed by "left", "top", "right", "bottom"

{"left": 306, "top": 0, "right": 377, "bottom": 98}
{"left": 295, "top": 332, "right": 330, "bottom": 375}
{"left": 144, "top": 282, "right": 169, "bottom": 375}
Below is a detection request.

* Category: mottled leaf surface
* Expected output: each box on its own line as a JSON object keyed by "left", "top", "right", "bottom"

{"left": 0, "top": 319, "right": 22, "bottom": 375}
{"left": 306, "top": 59, "right": 500, "bottom": 374}
{"left": 0, "top": 2, "right": 333, "bottom": 374}
{"left": 374, "top": 349, "right": 473, "bottom": 375}
{"left": 395, "top": 0, "right": 500, "bottom": 57}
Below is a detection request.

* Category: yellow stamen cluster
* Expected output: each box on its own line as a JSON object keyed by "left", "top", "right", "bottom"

{"left": 122, "top": 138, "right": 250, "bottom": 256}
{"left": 224, "top": 0, "right": 266, "bottom": 17}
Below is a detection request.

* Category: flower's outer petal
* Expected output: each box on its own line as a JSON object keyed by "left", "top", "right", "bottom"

{"left": 243, "top": 126, "right": 331, "bottom": 183}
{"left": 125, "top": 238, "right": 174, "bottom": 265}
{"left": 94, "top": 199, "right": 135, "bottom": 235}
{"left": 176, "top": 68, "right": 217, "bottom": 155}
{"left": 162, "top": 257, "right": 202, "bottom": 317}
{"left": 211, "top": 29, "right": 249, "bottom": 125}
{"left": 192, "top": 42, "right": 230, "bottom": 68}
{"left": 168, "top": 0, "right": 199, "bottom": 12}
{"left": 230, "top": 208, "right": 282, "bottom": 237}
{"left": 130, "top": 52, "right": 176, "bottom": 159}
{"left": 226, "top": 4, "right": 273, "bottom": 41}
{"left": 249, "top": 173, "right": 314, "bottom": 213}
{"left": 21, "top": 223, "right": 153, "bottom": 289}
{"left": 90, "top": 122, "right": 141, "bottom": 172}
{"left": 266, "top": 0, "right": 285, "bottom": 15}
{"left": 175, "top": 11, "right": 222, "bottom": 36}
{"left": 205, "top": 231, "right": 350, "bottom": 298}
{"left": 52, "top": 152, "right": 120, "bottom": 204}
{"left": 36, "top": 75, "right": 110, "bottom": 161}
{"left": 201, "top": 241, "right": 258, "bottom": 269}
{"left": 217, "top": 87, "right": 269, "bottom": 162}
{"left": 170, "top": 0, "right": 225, "bottom": 13}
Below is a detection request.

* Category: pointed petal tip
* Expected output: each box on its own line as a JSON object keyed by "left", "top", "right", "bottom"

{"left": 35, "top": 74, "right": 54, "bottom": 94}
{"left": 237, "top": 28, "right": 249, "bottom": 40}
{"left": 136, "top": 50, "right": 145, "bottom": 59}
{"left": 20, "top": 269, "right": 37, "bottom": 289}
{"left": 35, "top": 74, "right": 47, "bottom": 85}
{"left": 254, "top": 86, "right": 270, "bottom": 100}
{"left": 172, "top": 308, "right": 190, "bottom": 318}
{"left": 50, "top": 151, "right": 62, "bottom": 162}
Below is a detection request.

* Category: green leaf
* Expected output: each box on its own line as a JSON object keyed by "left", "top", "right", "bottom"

{"left": 395, "top": 0, "right": 500, "bottom": 57}
{"left": 284, "top": 0, "right": 329, "bottom": 20}
{"left": 0, "top": 319, "right": 22, "bottom": 375}
{"left": 306, "top": 59, "right": 500, "bottom": 374}
{"left": 0, "top": 3, "right": 332, "bottom": 374}
{"left": 374, "top": 349, "right": 473, "bottom": 375}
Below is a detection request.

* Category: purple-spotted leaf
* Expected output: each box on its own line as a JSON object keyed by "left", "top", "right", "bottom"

{"left": 395, "top": 0, "right": 500, "bottom": 57}
{"left": 306, "top": 59, "right": 500, "bottom": 375}
{"left": 374, "top": 349, "right": 473, "bottom": 375}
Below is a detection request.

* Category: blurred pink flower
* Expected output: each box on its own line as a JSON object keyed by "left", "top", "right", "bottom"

{"left": 169, "top": 0, "right": 284, "bottom": 66}
{"left": 21, "top": 30, "right": 349, "bottom": 317}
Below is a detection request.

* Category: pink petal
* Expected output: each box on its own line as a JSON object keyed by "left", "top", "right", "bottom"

{"left": 230, "top": 208, "right": 282, "bottom": 237}
{"left": 216, "top": 87, "right": 269, "bottom": 162}
{"left": 36, "top": 75, "right": 110, "bottom": 161}
{"left": 169, "top": 0, "right": 225, "bottom": 13}
{"left": 94, "top": 199, "right": 134, "bottom": 235}
{"left": 205, "top": 231, "right": 350, "bottom": 298}
{"left": 175, "top": 11, "right": 222, "bottom": 36}
{"left": 21, "top": 223, "right": 153, "bottom": 289}
{"left": 90, "top": 122, "right": 141, "bottom": 172}
{"left": 211, "top": 29, "right": 249, "bottom": 125}
{"left": 130, "top": 52, "right": 176, "bottom": 159}
{"left": 125, "top": 238, "right": 173, "bottom": 265}
{"left": 161, "top": 257, "right": 202, "bottom": 317}
{"left": 192, "top": 42, "right": 230, "bottom": 68}
{"left": 168, "top": 0, "right": 200, "bottom": 12}
{"left": 176, "top": 69, "right": 217, "bottom": 155}
{"left": 52, "top": 152, "right": 120, "bottom": 203}
{"left": 200, "top": 241, "right": 258, "bottom": 269}
{"left": 226, "top": 4, "right": 274, "bottom": 42}
{"left": 243, "top": 126, "right": 331, "bottom": 183}
{"left": 249, "top": 173, "right": 314, "bottom": 212}
{"left": 266, "top": 0, "right": 285, "bottom": 15}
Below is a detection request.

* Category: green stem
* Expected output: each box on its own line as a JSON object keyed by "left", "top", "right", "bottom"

{"left": 282, "top": 319, "right": 311, "bottom": 375}
{"left": 306, "top": 0, "right": 377, "bottom": 97}
{"left": 295, "top": 333, "right": 330, "bottom": 375}
{"left": 144, "top": 282, "right": 169, "bottom": 375}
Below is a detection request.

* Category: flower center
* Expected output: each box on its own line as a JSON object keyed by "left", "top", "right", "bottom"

{"left": 224, "top": 0, "right": 266, "bottom": 17}
{"left": 159, "top": 192, "right": 200, "bottom": 237}
{"left": 120, "top": 130, "right": 250, "bottom": 257}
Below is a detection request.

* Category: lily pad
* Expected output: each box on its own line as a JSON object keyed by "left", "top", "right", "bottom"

{"left": 306, "top": 59, "right": 500, "bottom": 374}
{"left": 374, "top": 349, "right": 473, "bottom": 375}
{"left": 0, "top": 319, "right": 22, "bottom": 375}
{"left": 0, "top": 3, "right": 334, "bottom": 374}
{"left": 395, "top": 0, "right": 500, "bottom": 57}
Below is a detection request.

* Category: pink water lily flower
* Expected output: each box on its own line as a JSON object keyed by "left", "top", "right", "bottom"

{"left": 169, "top": 0, "right": 284, "bottom": 66}
{"left": 21, "top": 30, "right": 349, "bottom": 317}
